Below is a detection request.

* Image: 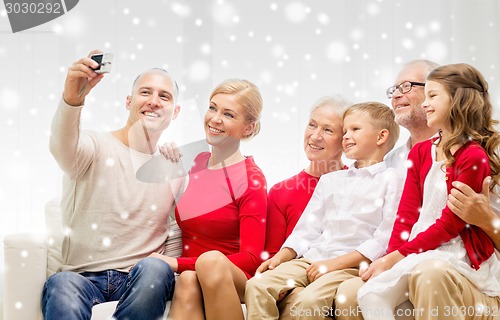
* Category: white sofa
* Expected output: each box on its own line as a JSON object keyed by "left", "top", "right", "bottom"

{"left": 3, "top": 198, "right": 181, "bottom": 320}
{"left": 4, "top": 199, "right": 414, "bottom": 320}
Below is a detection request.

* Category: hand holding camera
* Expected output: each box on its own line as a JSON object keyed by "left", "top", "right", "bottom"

{"left": 90, "top": 53, "right": 114, "bottom": 74}
{"left": 63, "top": 50, "right": 113, "bottom": 106}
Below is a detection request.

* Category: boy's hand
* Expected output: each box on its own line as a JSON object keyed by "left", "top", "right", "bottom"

{"left": 306, "top": 258, "right": 340, "bottom": 282}
{"left": 359, "top": 250, "right": 403, "bottom": 281}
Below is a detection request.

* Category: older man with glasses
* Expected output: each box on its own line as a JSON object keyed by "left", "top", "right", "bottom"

{"left": 386, "top": 81, "right": 425, "bottom": 98}
{"left": 383, "top": 60, "right": 439, "bottom": 178}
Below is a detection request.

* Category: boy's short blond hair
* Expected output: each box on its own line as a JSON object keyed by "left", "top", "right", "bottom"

{"left": 343, "top": 102, "right": 400, "bottom": 152}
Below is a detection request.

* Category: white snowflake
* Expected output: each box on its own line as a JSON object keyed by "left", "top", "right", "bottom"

{"left": 188, "top": 60, "right": 211, "bottom": 82}
{"left": 359, "top": 261, "right": 369, "bottom": 271}
{"left": 326, "top": 41, "right": 348, "bottom": 62}
{"left": 102, "top": 237, "right": 111, "bottom": 247}
{"left": 351, "top": 29, "right": 363, "bottom": 41}
{"left": 285, "top": 2, "right": 308, "bottom": 23}
{"left": 426, "top": 40, "right": 448, "bottom": 61}
{"left": 1, "top": 88, "right": 20, "bottom": 110}
{"left": 493, "top": 218, "right": 500, "bottom": 231}
{"left": 402, "top": 38, "right": 414, "bottom": 50}
{"left": 366, "top": 3, "right": 380, "bottom": 16}
{"left": 318, "top": 264, "right": 328, "bottom": 274}
{"left": 400, "top": 231, "right": 410, "bottom": 240}
{"left": 260, "top": 251, "right": 270, "bottom": 260}
{"left": 429, "top": 21, "right": 441, "bottom": 32}
{"left": 105, "top": 158, "right": 115, "bottom": 167}
{"left": 317, "top": 13, "right": 330, "bottom": 25}
{"left": 171, "top": 2, "right": 191, "bottom": 17}
{"left": 415, "top": 26, "right": 428, "bottom": 38}
{"left": 405, "top": 159, "right": 414, "bottom": 169}
{"left": 212, "top": 2, "right": 237, "bottom": 26}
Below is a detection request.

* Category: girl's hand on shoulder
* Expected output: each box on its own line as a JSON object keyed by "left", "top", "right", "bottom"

{"left": 159, "top": 141, "right": 182, "bottom": 163}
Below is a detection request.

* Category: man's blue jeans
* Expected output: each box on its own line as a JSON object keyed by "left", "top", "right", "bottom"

{"left": 42, "top": 257, "right": 175, "bottom": 320}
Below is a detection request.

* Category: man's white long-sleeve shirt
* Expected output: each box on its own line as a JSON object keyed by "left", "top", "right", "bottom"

{"left": 282, "top": 161, "right": 402, "bottom": 262}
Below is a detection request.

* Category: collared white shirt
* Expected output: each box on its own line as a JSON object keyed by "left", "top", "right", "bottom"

{"left": 282, "top": 161, "right": 402, "bottom": 262}
{"left": 384, "top": 137, "right": 412, "bottom": 181}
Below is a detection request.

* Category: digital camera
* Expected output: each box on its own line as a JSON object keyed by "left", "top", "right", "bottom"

{"left": 90, "top": 53, "right": 113, "bottom": 74}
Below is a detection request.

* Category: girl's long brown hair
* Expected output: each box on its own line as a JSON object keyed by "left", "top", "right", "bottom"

{"left": 428, "top": 63, "right": 500, "bottom": 191}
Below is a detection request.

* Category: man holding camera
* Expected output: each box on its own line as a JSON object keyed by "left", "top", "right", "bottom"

{"left": 42, "top": 50, "right": 183, "bottom": 319}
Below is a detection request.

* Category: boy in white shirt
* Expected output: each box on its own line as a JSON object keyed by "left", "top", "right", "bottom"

{"left": 245, "top": 102, "right": 402, "bottom": 320}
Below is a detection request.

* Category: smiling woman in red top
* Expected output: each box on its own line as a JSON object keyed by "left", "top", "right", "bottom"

{"left": 163, "top": 79, "right": 267, "bottom": 320}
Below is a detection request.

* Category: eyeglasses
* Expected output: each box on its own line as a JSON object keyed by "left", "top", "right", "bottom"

{"left": 386, "top": 81, "right": 425, "bottom": 99}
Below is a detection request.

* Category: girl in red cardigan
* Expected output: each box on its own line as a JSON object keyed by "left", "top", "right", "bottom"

{"left": 358, "top": 63, "right": 500, "bottom": 320}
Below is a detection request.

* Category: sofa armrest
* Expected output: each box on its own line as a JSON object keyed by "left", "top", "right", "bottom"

{"left": 4, "top": 233, "right": 48, "bottom": 320}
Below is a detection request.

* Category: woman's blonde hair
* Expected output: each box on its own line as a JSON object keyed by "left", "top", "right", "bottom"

{"left": 428, "top": 63, "right": 500, "bottom": 189}
{"left": 210, "top": 79, "right": 263, "bottom": 139}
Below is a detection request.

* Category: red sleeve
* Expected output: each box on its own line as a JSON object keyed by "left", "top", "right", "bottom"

{"left": 397, "top": 144, "right": 490, "bottom": 256}
{"left": 226, "top": 167, "right": 267, "bottom": 276}
{"left": 177, "top": 165, "right": 267, "bottom": 277}
{"left": 387, "top": 143, "right": 425, "bottom": 252}
{"left": 264, "top": 185, "right": 287, "bottom": 256}
{"left": 176, "top": 256, "right": 196, "bottom": 272}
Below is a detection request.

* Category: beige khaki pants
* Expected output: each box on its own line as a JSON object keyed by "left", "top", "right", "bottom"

{"left": 409, "top": 260, "right": 500, "bottom": 320}
{"left": 245, "top": 258, "right": 364, "bottom": 320}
